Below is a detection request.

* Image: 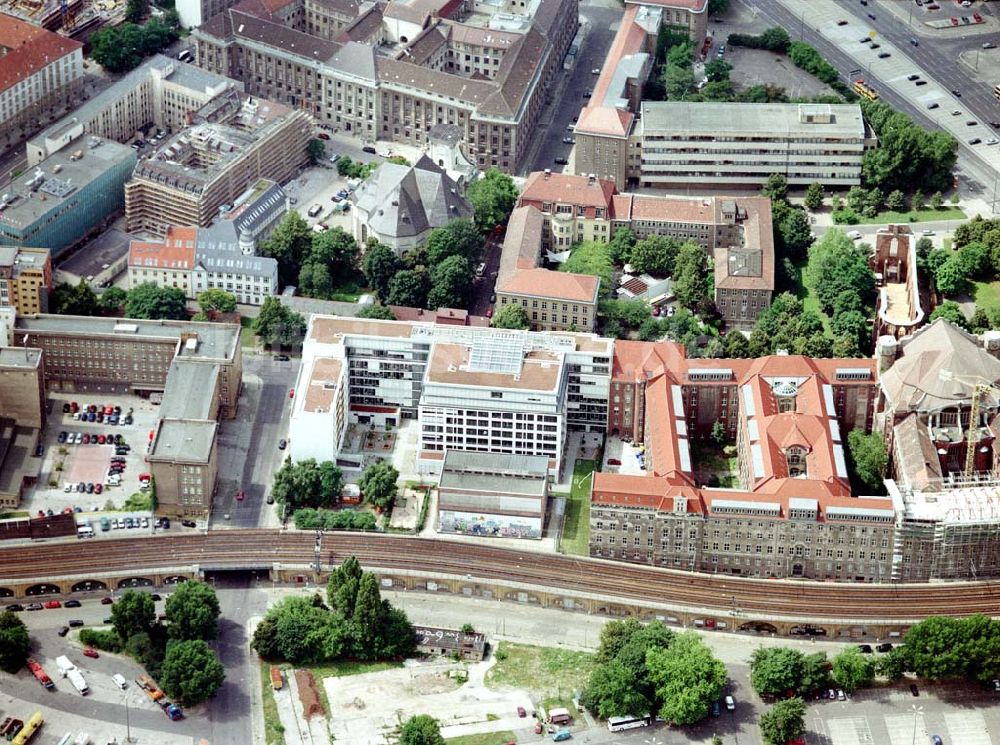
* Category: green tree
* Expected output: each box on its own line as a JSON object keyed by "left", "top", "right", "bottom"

{"left": 859, "top": 100, "right": 956, "bottom": 194}
{"left": 356, "top": 304, "right": 396, "bottom": 320}
{"left": 886, "top": 189, "right": 907, "bottom": 212}
{"left": 52, "top": 280, "right": 98, "bottom": 316}
{"left": 425, "top": 219, "right": 483, "bottom": 266}
{"left": 261, "top": 211, "right": 314, "bottom": 287}
{"left": 664, "top": 63, "right": 695, "bottom": 99}
{"left": 491, "top": 303, "right": 530, "bottom": 329}
{"left": 801, "top": 652, "right": 832, "bottom": 694}
{"left": 126, "top": 0, "right": 148, "bottom": 22}
{"left": 399, "top": 714, "right": 446, "bottom": 745}
{"left": 608, "top": 227, "right": 637, "bottom": 265}
{"left": 197, "top": 289, "right": 237, "bottom": 314}
{"left": 98, "top": 286, "right": 128, "bottom": 313}
{"left": 929, "top": 301, "right": 969, "bottom": 330}
{"left": 804, "top": 230, "right": 875, "bottom": 316}
{"left": 583, "top": 619, "right": 674, "bottom": 718}
{"left": 251, "top": 617, "right": 281, "bottom": 659}
{"left": 351, "top": 573, "right": 386, "bottom": 656}
{"left": 847, "top": 429, "right": 887, "bottom": 493}
{"left": 362, "top": 242, "right": 403, "bottom": 302}
{"left": 298, "top": 261, "right": 335, "bottom": 299}
{"left": 704, "top": 58, "right": 732, "bottom": 83}
{"left": 466, "top": 168, "right": 518, "bottom": 234}
{"left": 708, "top": 0, "right": 729, "bottom": 12}
{"left": 711, "top": 421, "right": 727, "bottom": 446}
{"left": 427, "top": 255, "right": 473, "bottom": 310}
{"left": 327, "top": 555, "right": 363, "bottom": 614}
{"left": 159, "top": 639, "right": 225, "bottom": 705}
{"left": 759, "top": 697, "right": 806, "bottom": 745}
{"left": 831, "top": 648, "right": 874, "bottom": 692}
{"left": 763, "top": 173, "right": 788, "bottom": 201}
{"left": 672, "top": 242, "right": 710, "bottom": 311}
{"left": 724, "top": 330, "right": 751, "bottom": 357}
{"left": 270, "top": 459, "right": 343, "bottom": 510}
{"left": 775, "top": 203, "right": 814, "bottom": 260}
{"left": 930, "top": 191, "right": 944, "bottom": 209}
{"left": 124, "top": 283, "right": 187, "bottom": 320}
{"left": 804, "top": 183, "right": 824, "bottom": 210}
{"left": 165, "top": 580, "right": 221, "bottom": 641}
{"left": 307, "top": 139, "right": 326, "bottom": 165}
{"left": 318, "top": 461, "right": 344, "bottom": 502}
{"left": 750, "top": 647, "right": 805, "bottom": 697}
{"left": 562, "top": 241, "right": 614, "bottom": 288}
{"left": 912, "top": 190, "right": 925, "bottom": 211}
{"left": 386, "top": 269, "right": 430, "bottom": 308}
{"left": 311, "top": 227, "right": 358, "bottom": 276}
{"left": 111, "top": 589, "right": 155, "bottom": 642}
{"left": 253, "top": 297, "right": 306, "bottom": 347}
{"left": 875, "top": 650, "right": 905, "bottom": 681}
{"left": 0, "top": 611, "right": 30, "bottom": 673}
{"left": 629, "top": 235, "right": 678, "bottom": 276}
{"left": 359, "top": 461, "right": 399, "bottom": 510}
{"left": 586, "top": 659, "right": 654, "bottom": 718}
{"left": 898, "top": 616, "right": 967, "bottom": 680}
{"left": 647, "top": 632, "right": 727, "bottom": 725}
{"left": 950, "top": 193, "right": 961, "bottom": 206}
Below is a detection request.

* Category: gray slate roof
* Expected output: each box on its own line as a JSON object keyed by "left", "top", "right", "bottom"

{"left": 352, "top": 155, "right": 472, "bottom": 239}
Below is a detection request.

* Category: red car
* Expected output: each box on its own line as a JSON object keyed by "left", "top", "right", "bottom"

{"left": 100, "top": 596, "right": 113, "bottom": 605}
{"left": 98, "top": 434, "right": 106, "bottom": 445}
{"left": 236, "top": 490, "right": 245, "bottom": 501}
{"left": 485, "top": 308, "right": 493, "bottom": 318}
{"left": 82, "top": 648, "right": 99, "bottom": 659}
{"left": 289, "top": 388, "right": 295, "bottom": 398}
{"left": 607, "top": 458, "right": 622, "bottom": 466}
{"left": 44, "top": 599, "right": 61, "bottom": 609}
{"left": 517, "top": 706, "right": 526, "bottom": 718}
{"left": 94, "top": 484, "right": 103, "bottom": 495}
{"left": 318, "top": 132, "right": 330, "bottom": 140}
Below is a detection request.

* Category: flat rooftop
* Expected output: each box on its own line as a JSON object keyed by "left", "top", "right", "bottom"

{"left": 309, "top": 316, "right": 417, "bottom": 344}
{"left": 0, "top": 347, "right": 42, "bottom": 369}
{"left": 898, "top": 484, "right": 1000, "bottom": 525}
{"left": 302, "top": 357, "right": 343, "bottom": 414}
{"left": 426, "top": 342, "right": 562, "bottom": 392}
{"left": 150, "top": 418, "right": 218, "bottom": 462}
{"left": 16, "top": 315, "right": 239, "bottom": 361}
{"left": 57, "top": 228, "right": 131, "bottom": 278}
{"left": 440, "top": 451, "right": 548, "bottom": 495}
{"left": 640, "top": 102, "right": 867, "bottom": 139}
{"left": 159, "top": 359, "right": 219, "bottom": 420}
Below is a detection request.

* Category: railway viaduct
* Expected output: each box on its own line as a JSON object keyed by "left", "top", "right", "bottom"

{"left": 1, "top": 530, "right": 997, "bottom": 640}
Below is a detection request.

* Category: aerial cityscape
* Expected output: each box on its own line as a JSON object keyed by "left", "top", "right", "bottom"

{"left": 2, "top": 0, "right": 1000, "bottom": 743}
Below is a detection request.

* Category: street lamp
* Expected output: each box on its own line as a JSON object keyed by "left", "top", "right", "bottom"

{"left": 123, "top": 692, "right": 134, "bottom": 743}
{"left": 911, "top": 704, "right": 923, "bottom": 745}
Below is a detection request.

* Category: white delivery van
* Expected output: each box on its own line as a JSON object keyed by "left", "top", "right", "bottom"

{"left": 112, "top": 673, "right": 128, "bottom": 690}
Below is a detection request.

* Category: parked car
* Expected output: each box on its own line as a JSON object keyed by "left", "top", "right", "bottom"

{"left": 607, "top": 458, "right": 622, "bottom": 466}
{"left": 101, "top": 596, "right": 114, "bottom": 605}
{"left": 182, "top": 519, "right": 197, "bottom": 528}
{"left": 278, "top": 439, "right": 287, "bottom": 450}
{"left": 876, "top": 643, "right": 893, "bottom": 653}
{"left": 725, "top": 695, "right": 735, "bottom": 710}
{"left": 910, "top": 683, "right": 920, "bottom": 696}
{"left": 64, "top": 599, "right": 81, "bottom": 608}
{"left": 58, "top": 626, "right": 70, "bottom": 637}
{"left": 44, "top": 600, "right": 61, "bottom": 609}
{"left": 83, "top": 648, "right": 99, "bottom": 659}
{"left": 858, "top": 644, "right": 873, "bottom": 654}
{"left": 26, "top": 603, "right": 43, "bottom": 611}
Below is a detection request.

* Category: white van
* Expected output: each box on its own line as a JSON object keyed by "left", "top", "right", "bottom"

{"left": 112, "top": 673, "right": 128, "bottom": 690}
{"left": 847, "top": 230, "right": 862, "bottom": 240}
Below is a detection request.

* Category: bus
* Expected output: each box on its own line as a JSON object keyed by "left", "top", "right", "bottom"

{"left": 607, "top": 714, "right": 651, "bottom": 732}
{"left": 11, "top": 711, "right": 42, "bottom": 745}
{"left": 853, "top": 80, "right": 879, "bottom": 101}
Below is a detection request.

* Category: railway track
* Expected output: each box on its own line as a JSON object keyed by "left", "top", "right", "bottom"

{"left": 2, "top": 531, "right": 997, "bottom": 621}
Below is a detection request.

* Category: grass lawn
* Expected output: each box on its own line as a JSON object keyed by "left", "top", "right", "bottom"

{"left": 559, "top": 459, "right": 596, "bottom": 556}
{"left": 973, "top": 281, "right": 1000, "bottom": 315}
{"left": 240, "top": 316, "right": 256, "bottom": 348}
{"left": 486, "top": 642, "right": 595, "bottom": 704}
{"left": 445, "top": 733, "right": 517, "bottom": 745}
{"left": 841, "top": 206, "right": 966, "bottom": 225}
{"left": 786, "top": 258, "right": 832, "bottom": 334}
{"left": 259, "top": 661, "right": 286, "bottom": 745}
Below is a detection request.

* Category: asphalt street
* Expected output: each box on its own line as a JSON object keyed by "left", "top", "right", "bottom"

{"left": 750, "top": 0, "right": 1000, "bottom": 206}
{"left": 212, "top": 354, "right": 295, "bottom": 529}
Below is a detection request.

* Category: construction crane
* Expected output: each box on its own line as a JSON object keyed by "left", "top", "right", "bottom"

{"left": 939, "top": 369, "right": 999, "bottom": 479}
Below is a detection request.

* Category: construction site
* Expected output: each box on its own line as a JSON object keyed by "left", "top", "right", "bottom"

{"left": 1, "top": 0, "right": 124, "bottom": 40}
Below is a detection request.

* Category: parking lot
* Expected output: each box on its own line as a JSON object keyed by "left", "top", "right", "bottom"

{"left": 282, "top": 166, "right": 356, "bottom": 234}
{"left": 22, "top": 392, "right": 167, "bottom": 536}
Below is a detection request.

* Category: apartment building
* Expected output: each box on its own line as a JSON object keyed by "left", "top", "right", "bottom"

{"left": 288, "top": 355, "right": 348, "bottom": 464}
{"left": 125, "top": 91, "right": 311, "bottom": 235}
{"left": 0, "top": 14, "right": 84, "bottom": 133}
{"left": 27, "top": 55, "right": 239, "bottom": 165}
{"left": 291, "top": 314, "right": 612, "bottom": 475}
{"left": 12, "top": 315, "right": 243, "bottom": 418}
{"left": 350, "top": 156, "right": 473, "bottom": 254}
{"left": 0, "top": 347, "right": 45, "bottom": 431}
{"left": 0, "top": 133, "right": 136, "bottom": 257}
{"left": 191, "top": 0, "right": 576, "bottom": 172}
{"left": 0, "top": 247, "right": 52, "bottom": 315}
{"left": 515, "top": 173, "right": 775, "bottom": 329}
{"left": 592, "top": 341, "right": 888, "bottom": 582}
{"left": 437, "top": 450, "right": 550, "bottom": 539}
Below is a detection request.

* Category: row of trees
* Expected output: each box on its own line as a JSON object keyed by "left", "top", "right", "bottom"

{"left": 293, "top": 508, "right": 377, "bottom": 531}
{"left": 251, "top": 556, "right": 415, "bottom": 664}
{"left": 89, "top": 13, "right": 180, "bottom": 74}
{"left": 272, "top": 458, "right": 398, "bottom": 516}
{"left": 833, "top": 186, "right": 953, "bottom": 224}
{"left": 582, "top": 618, "right": 727, "bottom": 726}
{"left": 52, "top": 281, "right": 198, "bottom": 320}
{"left": 101, "top": 582, "right": 224, "bottom": 705}
{"left": 362, "top": 220, "right": 483, "bottom": 310}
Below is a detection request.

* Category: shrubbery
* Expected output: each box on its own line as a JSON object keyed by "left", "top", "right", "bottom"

{"left": 293, "top": 508, "right": 377, "bottom": 531}
{"left": 80, "top": 628, "right": 123, "bottom": 653}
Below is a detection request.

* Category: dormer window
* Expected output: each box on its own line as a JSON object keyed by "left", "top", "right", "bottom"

{"left": 785, "top": 446, "right": 807, "bottom": 477}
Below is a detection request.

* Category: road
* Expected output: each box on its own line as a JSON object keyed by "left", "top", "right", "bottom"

{"left": 469, "top": 231, "right": 504, "bottom": 317}
{"left": 751, "top": 0, "right": 1000, "bottom": 206}
{"left": 3, "top": 531, "right": 1000, "bottom": 624}
{"left": 523, "top": 3, "right": 623, "bottom": 175}
{"left": 212, "top": 354, "right": 295, "bottom": 529}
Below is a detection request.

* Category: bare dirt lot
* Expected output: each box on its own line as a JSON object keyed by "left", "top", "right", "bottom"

{"left": 727, "top": 47, "right": 837, "bottom": 99}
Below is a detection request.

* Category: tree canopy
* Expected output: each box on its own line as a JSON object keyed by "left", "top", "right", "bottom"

{"left": 399, "top": 714, "right": 446, "bottom": 745}
{"left": 897, "top": 614, "right": 1000, "bottom": 683}
{"left": 672, "top": 241, "right": 710, "bottom": 311}
{"left": 628, "top": 235, "right": 678, "bottom": 277}
{"left": 0, "top": 611, "right": 30, "bottom": 673}
{"left": 759, "top": 697, "right": 806, "bottom": 745}
{"left": 159, "top": 639, "right": 225, "bottom": 706}
{"left": 561, "top": 241, "right": 614, "bottom": 289}
{"left": 52, "top": 280, "right": 98, "bottom": 316}
{"left": 831, "top": 648, "right": 874, "bottom": 692}
{"left": 197, "top": 289, "right": 237, "bottom": 314}
{"left": 466, "top": 168, "right": 518, "bottom": 234}
{"left": 424, "top": 219, "right": 483, "bottom": 266}
{"left": 253, "top": 297, "right": 307, "bottom": 347}
{"left": 358, "top": 461, "right": 399, "bottom": 510}
{"left": 491, "top": 303, "right": 531, "bottom": 329}
{"left": 363, "top": 242, "right": 403, "bottom": 302}
{"left": 356, "top": 304, "right": 396, "bottom": 320}
{"left": 165, "top": 580, "right": 221, "bottom": 641}
{"left": 89, "top": 16, "right": 179, "bottom": 73}
{"left": 111, "top": 589, "right": 155, "bottom": 643}
{"left": 582, "top": 618, "right": 674, "bottom": 718}
{"left": 122, "top": 283, "right": 188, "bottom": 320}
{"left": 271, "top": 458, "right": 344, "bottom": 510}
{"left": 646, "top": 632, "right": 728, "bottom": 725}
{"left": 804, "top": 230, "right": 875, "bottom": 316}
{"left": 749, "top": 647, "right": 831, "bottom": 699}
{"left": 846, "top": 429, "right": 887, "bottom": 494}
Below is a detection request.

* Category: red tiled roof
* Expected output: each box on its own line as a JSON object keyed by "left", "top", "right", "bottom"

{"left": 497, "top": 267, "right": 600, "bottom": 303}
{"left": 519, "top": 172, "right": 615, "bottom": 210}
{"left": 0, "top": 13, "right": 82, "bottom": 95}
{"left": 128, "top": 227, "right": 198, "bottom": 270}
